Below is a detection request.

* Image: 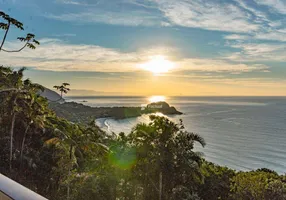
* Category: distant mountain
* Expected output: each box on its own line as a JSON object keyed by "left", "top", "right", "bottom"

{"left": 39, "top": 87, "right": 64, "bottom": 103}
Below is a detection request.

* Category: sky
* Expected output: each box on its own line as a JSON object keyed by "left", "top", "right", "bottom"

{"left": 0, "top": 0, "right": 285, "bottom": 96}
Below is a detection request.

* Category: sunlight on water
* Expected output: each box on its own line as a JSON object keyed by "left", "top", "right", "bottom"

{"left": 93, "top": 96, "right": 286, "bottom": 174}
{"left": 148, "top": 95, "right": 166, "bottom": 103}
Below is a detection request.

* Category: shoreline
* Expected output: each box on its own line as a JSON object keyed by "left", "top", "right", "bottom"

{"left": 49, "top": 101, "right": 183, "bottom": 124}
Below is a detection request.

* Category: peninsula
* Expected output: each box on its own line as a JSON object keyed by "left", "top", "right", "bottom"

{"left": 49, "top": 101, "right": 183, "bottom": 123}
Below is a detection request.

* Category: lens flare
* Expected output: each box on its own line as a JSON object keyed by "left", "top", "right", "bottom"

{"left": 108, "top": 145, "right": 137, "bottom": 170}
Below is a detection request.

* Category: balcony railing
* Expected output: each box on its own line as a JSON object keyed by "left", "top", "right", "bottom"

{"left": 0, "top": 174, "right": 48, "bottom": 200}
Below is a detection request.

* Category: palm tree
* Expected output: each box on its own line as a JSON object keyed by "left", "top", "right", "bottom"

{"left": 54, "top": 83, "right": 70, "bottom": 98}
{"left": 44, "top": 118, "right": 108, "bottom": 199}
{"left": 3, "top": 68, "right": 26, "bottom": 171}
{"left": 128, "top": 115, "right": 206, "bottom": 199}
{"left": 0, "top": 68, "right": 48, "bottom": 171}
{"left": 0, "top": 11, "right": 39, "bottom": 52}
{"left": 19, "top": 82, "right": 49, "bottom": 167}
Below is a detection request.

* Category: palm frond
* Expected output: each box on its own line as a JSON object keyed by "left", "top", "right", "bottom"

{"left": 44, "top": 137, "right": 61, "bottom": 146}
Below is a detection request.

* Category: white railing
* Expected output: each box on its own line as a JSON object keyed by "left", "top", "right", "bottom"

{"left": 0, "top": 174, "right": 48, "bottom": 200}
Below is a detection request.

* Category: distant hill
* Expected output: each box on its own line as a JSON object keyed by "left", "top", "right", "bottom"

{"left": 39, "top": 87, "right": 64, "bottom": 103}
{"left": 49, "top": 101, "right": 182, "bottom": 123}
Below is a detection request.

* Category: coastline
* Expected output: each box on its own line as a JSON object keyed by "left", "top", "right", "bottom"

{"left": 49, "top": 101, "right": 182, "bottom": 124}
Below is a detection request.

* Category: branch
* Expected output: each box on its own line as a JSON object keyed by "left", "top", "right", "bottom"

{"left": 0, "top": 88, "right": 27, "bottom": 93}
{"left": 2, "top": 42, "right": 28, "bottom": 53}
{"left": 0, "top": 21, "right": 10, "bottom": 51}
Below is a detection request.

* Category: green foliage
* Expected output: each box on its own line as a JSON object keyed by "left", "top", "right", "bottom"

{"left": 1, "top": 65, "right": 286, "bottom": 200}
{"left": 0, "top": 11, "right": 23, "bottom": 30}
{"left": 199, "top": 161, "right": 235, "bottom": 200}
{"left": 0, "top": 66, "right": 109, "bottom": 199}
{"left": 230, "top": 170, "right": 286, "bottom": 200}
{"left": 171, "top": 186, "right": 201, "bottom": 200}
{"left": 1, "top": 10, "right": 286, "bottom": 200}
{"left": 0, "top": 11, "right": 39, "bottom": 52}
{"left": 54, "top": 83, "right": 70, "bottom": 98}
{"left": 1, "top": 35, "right": 286, "bottom": 199}
{"left": 4, "top": 9, "right": 286, "bottom": 200}
{"left": 115, "top": 116, "right": 206, "bottom": 199}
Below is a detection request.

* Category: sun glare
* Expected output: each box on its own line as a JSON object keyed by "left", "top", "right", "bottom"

{"left": 139, "top": 55, "right": 175, "bottom": 75}
{"left": 148, "top": 96, "right": 166, "bottom": 103}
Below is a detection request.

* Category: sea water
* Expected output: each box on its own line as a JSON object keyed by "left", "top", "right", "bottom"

{"left": 67, "top": 96, "right": 286, "bottom": 174}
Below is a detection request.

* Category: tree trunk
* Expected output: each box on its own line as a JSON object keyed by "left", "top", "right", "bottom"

{"left": 0, "top": 88, "right": 20, "bottom": 93}
{"left": 20, "top": 122, "right": 31, "bottom": 169}
{"left": 159, "top": 172, "right": 162, "bottom": 200}
{"left": 9, "top": 113, "right": 16, "bottom": 171}
{"left": 67, "top": 144, "right": 73, "bottom": 200}
{"left": 2, "top": 42, "right": 28, "bottom": 52}
{"left": 0, "top": 22, "right": 10, "bottom": 51}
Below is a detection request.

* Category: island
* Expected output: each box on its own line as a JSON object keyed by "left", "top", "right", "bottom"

{"left": 49, "top": 101, "right": 183, "bottom": 123}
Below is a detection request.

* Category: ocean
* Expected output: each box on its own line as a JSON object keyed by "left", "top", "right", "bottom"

{"left": 67, "top": 96, "right": 286, "bottom": 174}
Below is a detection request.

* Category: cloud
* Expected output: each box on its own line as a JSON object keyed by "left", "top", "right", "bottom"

{"left": 203, "top": 77, "right": 286, "bottom": 89}
{"left": 48, "top": 0, "right": 286, "bottom": 44}
{"left": 50, "top": 0, "right": 266, "bottom": 34}
{"left": 1, "top": 38, "right": 173, "bottom": 72}
{"left": 234, "top": 0, "right": 270, "bottom": 23}
{"left": 177, "top": 58, "right": 269, "bottom": 73}
{"left": 254, "top": 0, "right": 286, "bottom": 14}
{"left": 254, "top": 30, "right": 286, "bottom": 42}
{"left": 52, "top": 33, "right": 77, "bottom": 37}
{"left": 152, "top": 0, "right": 260, "bottom": 33}
{"left": 56, "top": 0, "right": 82, "bottom": 5}
{"left": 47, "top": 0, "right": 166, "bottom": 26}
{"left": 225, "top": 34, "right": 250, "bottom": 40}
{"left": 47, "top": 9, "right": 164, "bottom": 26}
{"left": 225, "top": 29, "right": 286, "bottom": 42}
{"left": 1, "top": 38, "right": 271, "bottom": 74}
{"left": 225, "top": 42, "right": 286, "bottom": 62}
{"left": 55, "top": 0, "right": 100, "bottom": 6}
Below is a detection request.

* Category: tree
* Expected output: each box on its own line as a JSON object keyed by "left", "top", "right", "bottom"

{"left": 54, "top": 83, "right": 70, "bottom": 98}
{"left": 44, "top": 117, "right": 109, "bottom": 199}
{"left": 198, "top": 161, "right": 235, "bottom": 200}
{"left": 230, "top": 170, "right": 286, "bottom": 200}
{"left": 1, "top": 67, "right": 26, "bottom": 171}
{"left": 0, "top": 10, "right": 40, "bottom": 173}
{"left": 0, "top": 11, "right": 39, "bottom": 52}
{"left": 19, "top": 80, "right": 48, "bottom": 168}
{"left": 126, "top": 115, "right": 206, "bottom": 200}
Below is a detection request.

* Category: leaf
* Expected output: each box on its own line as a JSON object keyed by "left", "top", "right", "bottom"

{"left": 33, "top": 39, "right": 40, "bottom": 45}
{"left": 27, "top": 33, "right": 35, "bottom": 38}
{"left": 9, "top": 18, "right": 23, "bottom": 30}
{"left": 44, "top": 137, "right": 61, "bottom": 146}
{"left": 0, "top": 22, "right": 8, "bottom": 30}
{"left": 63, "top": 83, "right": 70, "bottom": 86}
{"left": 17, "top": 37, "right": 26, "bottom": 42}
{"left": 27, "top": 43, "right": 36, "bottom": 49}
{"left": 0, "top": 11, "right": 5, "bottom": 17}
{"left": 2, "top": 14, "right": 10, "bottom": 21}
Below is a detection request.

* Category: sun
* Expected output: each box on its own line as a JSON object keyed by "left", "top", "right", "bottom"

{"left": 139, "top": 55, "right": 175, "bottom": 75}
